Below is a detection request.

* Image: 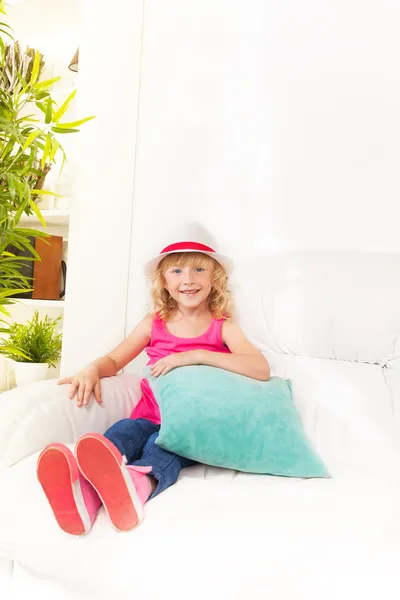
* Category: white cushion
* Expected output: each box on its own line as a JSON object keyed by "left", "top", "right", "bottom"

{"left": 232, "top": 252, "right": 400, "bottom": 480}
{"left": 232, "top": 252, "right": 400, "bottom": 365}
{"left": 0, "top": 374, "right": 142, "bottom": 471}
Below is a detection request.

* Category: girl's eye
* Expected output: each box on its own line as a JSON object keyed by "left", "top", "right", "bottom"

{"left": 195, "top": 267, "right": 205, "bottom": 272}
{"left": 172, "top": 269, "right": 182, "bottom": 274}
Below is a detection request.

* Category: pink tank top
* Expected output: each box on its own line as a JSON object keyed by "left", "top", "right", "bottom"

{"left": 130, "top": 313, "right": 231, "bottom": 424}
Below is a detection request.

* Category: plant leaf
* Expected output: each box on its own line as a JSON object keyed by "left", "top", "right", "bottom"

{"left": 33, "top": 76, "right": 62, "bottom": 91}
{"left": 6, "top": 173, "right": 17, "bottom": 201}
{"left": 51, "top": 126, "right": 79, "bottom": 134}
{"left": 28, "top": 198, "right": 46, "bottom": 226}
{"left": 14, "top": 196, "right": 29, "bottom": 224}
{"left": 31, "top": 189, "right": 62, "bottom": 197}
{"left": 0, "top": 345, "right": 32, "bottom": 360}
{"left": 13, "top": 227, "right": 49, "bottom": 238}
{"left": 22, "top": 129, "right": 42, "bottom": 151}
{"left": 35, "top": 91, "right": 50, "bottom": 100}
{"left": 29, "top": 50, "right": 42, "bottom": 86}
{"left": 45, "top": 96, "right": 53, "bottom": 124}
{"left": 41, "top": 134, "right": 52, "bottom": 169}
{"left": 56, "top": 116, "right": 95, "bottom": 129}
{"left": 53, "top": 89, "right": 77, "bottom": 123}
{"left": 49, "top": 138, "right": 60, "bottom": 163}
{"left": 35, "top": 101, "right": 47, "bottom": 115}
{"left": 0, "top": 305, "right": 11, "bottom": 318}
{"left": 0, "top": 288, "right": 33, "bottom": 299}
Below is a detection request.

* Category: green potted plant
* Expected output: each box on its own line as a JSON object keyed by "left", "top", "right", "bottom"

{"left": 0, "top": 4, "right": 94, "bottom": 317}
{"left": 0, "top": 309, "right": 62, "bottom": 386}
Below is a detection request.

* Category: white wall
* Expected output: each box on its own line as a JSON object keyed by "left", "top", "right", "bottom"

{"left": 60, "top": 0, "right": 144, "bottom": 375}
{"left": 62, "top": 0, "right": 400, "bottom": 375}
{"left": 122, "top": 0, "right": 400, "bottom": 373}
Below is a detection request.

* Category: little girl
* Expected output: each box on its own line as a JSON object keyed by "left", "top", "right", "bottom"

{"left": 37, "top": 223, "right": 270, "bottom": 535}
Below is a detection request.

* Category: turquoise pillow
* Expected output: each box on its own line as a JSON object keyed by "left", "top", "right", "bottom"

{"left": 147, "top": 366, "right": 329, "bottom": 478}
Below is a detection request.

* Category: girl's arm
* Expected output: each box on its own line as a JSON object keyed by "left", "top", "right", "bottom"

{"left": 150, "top": 320, "right": 270, "bottom": 381}
{"left": 101, "top": 315, "right": 152, "bottom": 374}
{"left": 197, "top": 320, "right": 270, "bottom": 381}
{"left": 58, "top": 315, "right": 152, "bottom": 406}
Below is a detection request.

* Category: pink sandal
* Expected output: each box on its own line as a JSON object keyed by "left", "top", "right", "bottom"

{"left": 75, "top": 433, "right": 152, "bottom": 532}
{"left": 37, "top": 443, "right": 101, "bottom": 535}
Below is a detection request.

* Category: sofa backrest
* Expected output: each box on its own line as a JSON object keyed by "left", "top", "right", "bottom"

{"left": 231, "top": 251, "right": 400, "bottom": 480}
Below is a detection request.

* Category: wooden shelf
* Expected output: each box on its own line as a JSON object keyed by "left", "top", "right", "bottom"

{"left": 19, "top": 210, "right": 69, "bottom": 226}
{"left": 14, "top": 299, "right": 65, "bottom": 308}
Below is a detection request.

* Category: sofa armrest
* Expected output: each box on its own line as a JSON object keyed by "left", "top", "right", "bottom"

{"left": 0, "top": 374, "right": 142, "bottom": 471}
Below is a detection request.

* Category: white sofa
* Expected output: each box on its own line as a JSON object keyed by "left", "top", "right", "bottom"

{"left": 1, "top": 251, "right": 400, "bottom": 600}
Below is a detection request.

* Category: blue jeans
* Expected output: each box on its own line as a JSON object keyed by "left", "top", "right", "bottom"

{"left": 103, "top": 418, "right": 195, "bottom": 498}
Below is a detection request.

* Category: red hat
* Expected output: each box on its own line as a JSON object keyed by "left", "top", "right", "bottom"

{"left": 144, "top": 222, "right": 233, "bottom": 277}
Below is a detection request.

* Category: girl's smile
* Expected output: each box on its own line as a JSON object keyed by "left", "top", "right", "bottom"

{"left": 164, "top": 265, "right": 213, "bottom": 309}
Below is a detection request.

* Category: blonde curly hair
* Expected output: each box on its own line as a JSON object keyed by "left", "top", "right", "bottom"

{"left": 151, "top": 252, "right": 232, "bottom": 321}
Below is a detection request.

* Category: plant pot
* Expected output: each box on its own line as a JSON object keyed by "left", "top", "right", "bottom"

{"left": 13, "top": 362, "right": 49, "bottom": 387}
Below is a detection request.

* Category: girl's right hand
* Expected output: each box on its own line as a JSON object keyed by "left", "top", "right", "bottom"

{"left": 57, "top": 366, "right": 102, "bottom": 407}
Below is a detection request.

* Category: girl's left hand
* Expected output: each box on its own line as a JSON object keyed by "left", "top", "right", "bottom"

{"left": 150, "top": 351, "right": 200, "bottom": 377}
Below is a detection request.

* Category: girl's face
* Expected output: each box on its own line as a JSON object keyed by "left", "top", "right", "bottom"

{"left": 163, "top": 262, "right": 213, "bottom": 310}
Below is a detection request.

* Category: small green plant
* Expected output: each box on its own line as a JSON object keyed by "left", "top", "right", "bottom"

{"left": 0, "top": 309, "right": 62, "bottom": 366}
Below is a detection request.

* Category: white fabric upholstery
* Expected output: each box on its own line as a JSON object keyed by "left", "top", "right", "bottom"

{"left": 232, "top": 252, "right": 400, "bottom": 481}
{"left": 0, "top": 374, "right": 141, "bottom": 472}
{"left": 1, "top": 251, "right": 400, "bottom": 599}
